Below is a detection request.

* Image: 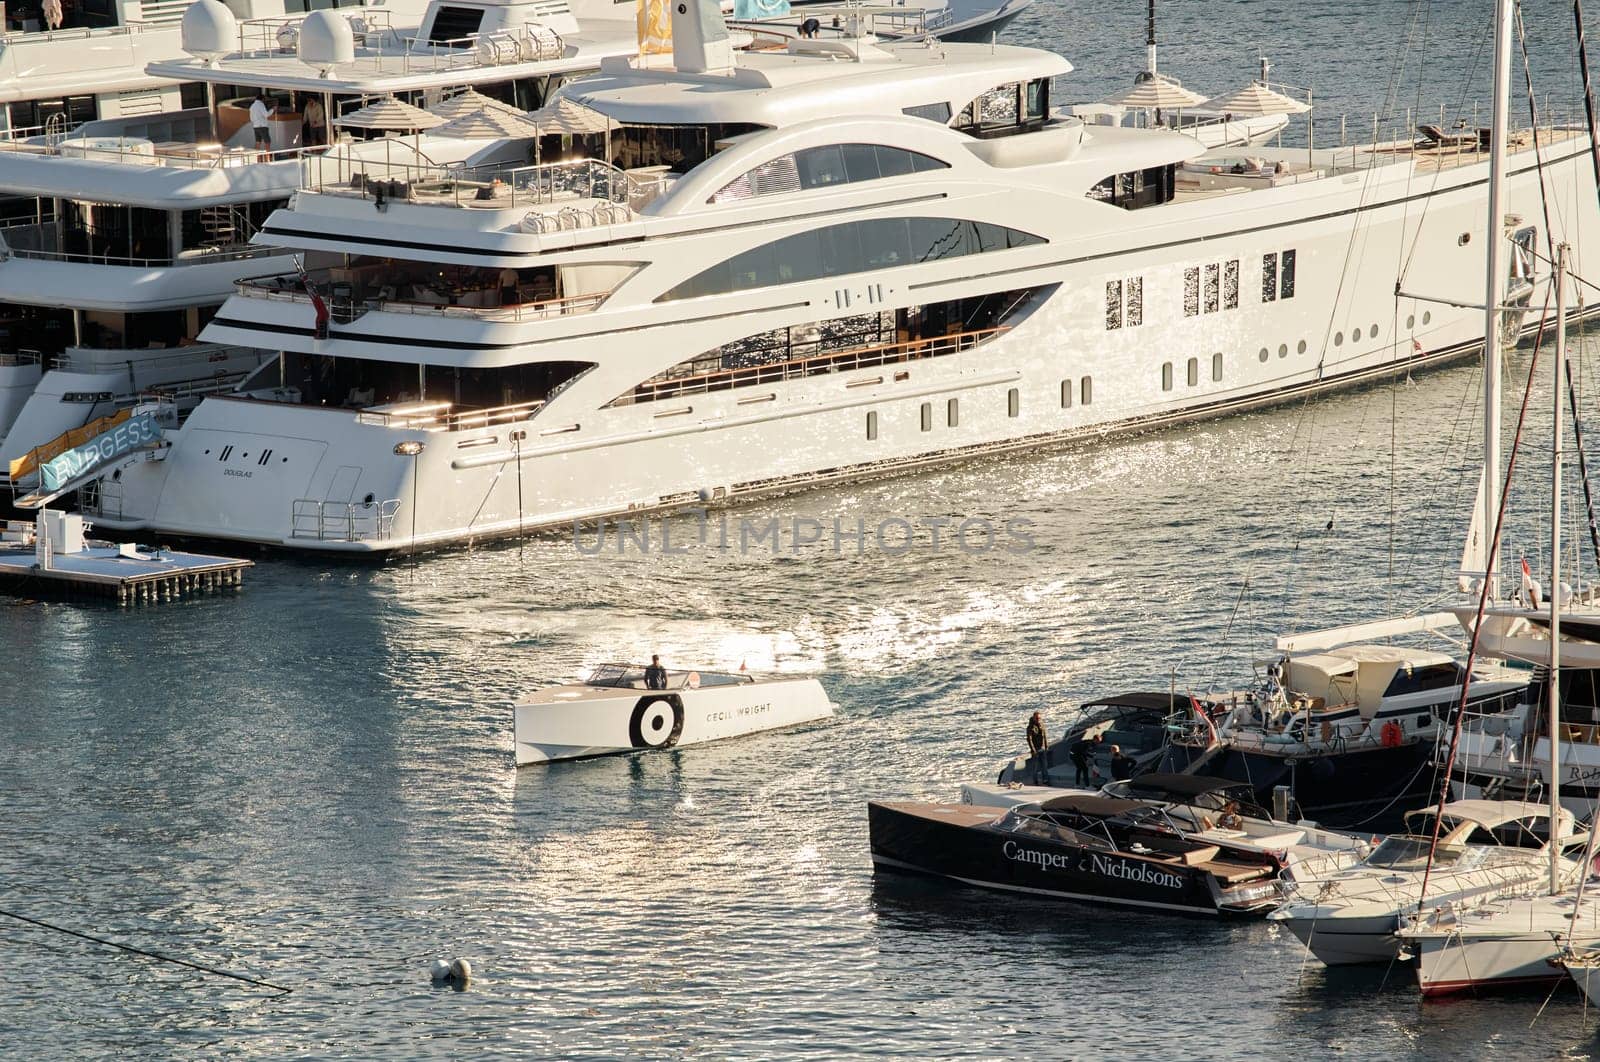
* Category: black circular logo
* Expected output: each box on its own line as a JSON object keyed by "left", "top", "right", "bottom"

{"left": 629, "top": 695, "right": 684, "bottom": 749}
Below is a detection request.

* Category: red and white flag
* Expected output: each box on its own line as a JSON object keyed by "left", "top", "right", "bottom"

{"left": 1522, "top": 557, "right": 1542, "bottom": 609}
{"left": 1190, "top": 692, "right": 1219, "bottom": 749}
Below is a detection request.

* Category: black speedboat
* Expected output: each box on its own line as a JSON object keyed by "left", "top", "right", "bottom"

{"left": 997, "top": 692, "right": 1181, "bottom": 787}
{"left": 868, "top": 793, "right": 1282, "bottom": 916}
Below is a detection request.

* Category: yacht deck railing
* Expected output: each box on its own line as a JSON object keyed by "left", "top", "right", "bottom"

{"left": 305, "top": 154, "right": 671, "bottom": 213}
{"left": 355, "top": 397, "right": 546, "bottom": 431}
{"left": 236, "top": 272, "right": 612, "bottom": 322}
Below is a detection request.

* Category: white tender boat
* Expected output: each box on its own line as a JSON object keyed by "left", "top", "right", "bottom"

{"left": 513, "top": 663, "right": 833, "bottom": 765}
{"left": 1272, "top": 800, "right": 1582, "bottom": 967}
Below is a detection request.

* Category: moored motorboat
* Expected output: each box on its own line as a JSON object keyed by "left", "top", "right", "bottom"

{"left": 512, "top": 662, "right": 833, "bottom": 765}
{"left": 1273, "top": 800, "right": 1581, "bottom": 967}
{"left": 963, "top": 773, "right": 1373, "bottom": 882}
{"left": 869, "top": 793, "right": 1283, "bottom": 916}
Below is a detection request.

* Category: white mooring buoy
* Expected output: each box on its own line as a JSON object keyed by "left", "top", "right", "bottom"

{"left": 430, "top": 957, "right": 472, "bottom": 990}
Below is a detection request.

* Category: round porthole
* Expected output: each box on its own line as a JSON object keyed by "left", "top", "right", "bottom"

{"left": 1258, "top": 348, "right": 1269, "bottom": 362}
{"left": 1423, "top": 311, "right": 1432, "bottom": 324}
{"left": 1407, "top": 314, "right": 1416, "bottom": 329}
{"left": 1334, "top": 332, "right": 1343, "bottom": 346}
{"left": 1297, "top": 339, "right": 1307, "bottom": 354}
{"left": 363, "top": 493, "right": 375, "bottom": 506}
{"left": 1278, "top": 343, "right": 1288, "bottom": 358}
{"left": 1369, "top": 324, "right": 1379, "bottom": 338}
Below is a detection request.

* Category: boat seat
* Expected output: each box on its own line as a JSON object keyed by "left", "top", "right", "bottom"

{"left": 1176, "top": 844, "right": 1221, "bottom": 866}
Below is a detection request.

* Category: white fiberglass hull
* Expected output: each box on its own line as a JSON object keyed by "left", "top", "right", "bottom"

{"left": 1272, "top": 908, "right": 1403, "bottom": 965}
{"left": 1407, "top": 928, "right": 1567, "bottom": 995}
{"left": 91, "top": 122, "right": 1600, "bottom": 553}
{"left": 513, "top": 678, "right": 832, "bottom": 765}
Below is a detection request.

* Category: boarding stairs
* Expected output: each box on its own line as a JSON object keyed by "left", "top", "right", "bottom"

{"left": 9, "top": 401, "right": 173, "bottom": 509}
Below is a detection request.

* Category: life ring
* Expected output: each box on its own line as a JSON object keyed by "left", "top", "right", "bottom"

{"left": 629, "top": 695, "right": 684, "bottom": 750}
{"left": 1380, "top": 720, "right": 1403, "bottom": 747}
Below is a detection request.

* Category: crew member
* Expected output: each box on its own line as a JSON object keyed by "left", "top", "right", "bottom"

{"left": 250, "top": 93, "right": 277, "bottom": 152}
{"left": 303, "top": 95, "right": 327, "bottom": 147}
{"left": 644, "top": 654, "right": 668, "bottom": 690}
{"left": 1069, "top": 732, "right": 1103, "bottom": 787}
{"left": 1109, "top": 744, "right": 1134, "bottom": 781}
{"left": 1026, "top": 711, "right": 1047, "bottom": 783}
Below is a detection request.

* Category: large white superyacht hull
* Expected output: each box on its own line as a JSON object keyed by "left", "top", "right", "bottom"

{"left": 88, "top": 133, "right": 1600, "bottom": 553}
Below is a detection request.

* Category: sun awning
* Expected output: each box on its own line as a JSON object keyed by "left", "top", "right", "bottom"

{"left": 333, "top": 96, "right": 444, "bottom": 130}
{"left": 1201, "top": 81, "right": 1311, "bottom": 116}
{"left": 433, "top": 107, "right": 543, "bottom": 140}
{"left": 424, "top": 88, "right": 528, "bottom": 123}
{"left": 528, "top": 97, "right": 617, "bottom": 136}
{"left": 1100, "top": 73, "right": 1209, "bottom": 110}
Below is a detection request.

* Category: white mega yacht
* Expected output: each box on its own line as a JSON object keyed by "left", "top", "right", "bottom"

{"left": 0, "top": 0, "right": 431, "bottom": 137}
{"left": 75, "top": 1, "right": 1600, "bottom": 551}
{"left": 0, "top": 0, "right": 646, "bottom": 483}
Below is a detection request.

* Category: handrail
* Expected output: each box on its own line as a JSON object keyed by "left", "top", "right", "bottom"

{"left": 236, "top": 273, "right": 611, "bottom": 322}
{"left": 289, "top": 497, "right": 399, "bottom": 541}
{"left": 306, "top": 153, "right": 668, "bottom": 213}
{"left": 356, "top": 397, "right": 545, "bottom": 431}
{"left": 617, "top": 326, "right": 1010, "bottom": 406}
{"left": 3, "top": 242, "right": 277, "bottom": 268}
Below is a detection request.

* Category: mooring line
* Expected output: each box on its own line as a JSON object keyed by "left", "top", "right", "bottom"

{"left": 0, "top": 907, "right": 292, "bottom": 994}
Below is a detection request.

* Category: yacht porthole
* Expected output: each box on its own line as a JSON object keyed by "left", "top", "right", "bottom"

{"left": 1277, "top": 343, "right": 1288, "bottom": 358}
{"left": 1334, "top": 332, "right": 1343, "bottom": 346}
{"left": 1369, "top": 324, "right": 1379, "bottom": 338}
{"left": 1407, "top": 314, "right": 1416, "bottom": 329}
{"left": 1423, "top": 310, "right": 1432, "bottom": 324}
{"left": 1297, "top": 340, "right": 1307, "bottom": 354}
{"left": 1258, "top": 348, "right": 1269, "bottom": 362}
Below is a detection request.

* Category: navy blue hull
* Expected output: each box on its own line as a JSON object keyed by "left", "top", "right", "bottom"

{"left": 1157, "top": 742, "right": 1435, "bottom": 833}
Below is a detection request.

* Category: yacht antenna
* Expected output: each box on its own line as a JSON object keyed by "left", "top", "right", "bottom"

{"left": 1143, "top": 0, "right": 1157, "bottom": 81}
{"left": 1548, "top": 242, "right": 1569, "bottom": 895}
{"left": 1482, "top": 0, "right": 1515, "bottom": 601}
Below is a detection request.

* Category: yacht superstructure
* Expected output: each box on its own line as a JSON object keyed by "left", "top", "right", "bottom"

{"left": 0, "top": 0, "right": 645, "bottom": 485}
{"left": 80, "top": 2, "right": 1600, "bottom": 551}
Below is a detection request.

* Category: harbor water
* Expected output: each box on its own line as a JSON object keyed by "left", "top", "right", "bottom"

{"left": 8, "top": 0, "right": 1600, "bottom": 1056}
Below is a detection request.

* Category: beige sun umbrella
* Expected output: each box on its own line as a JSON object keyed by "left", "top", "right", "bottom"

{"left": 1201, "top": 81, "right": 1311, "bottom": 116}
{"left": 425, "top": 88, "right": 528, "bottom": 123}
{"left": 433, "top": 106, "right": 542, "bottom": 140}
{"left": 528, "top": 97, "right": 617, "bottom": 164}
{"left": 333, "top": 96, "right": 445, "bottom": 132}
{"left": 333, "top": 96, "right": 445, "bottom": 182}
{"left": 1100, "top": 73, "right": 1209, "bottom": 111}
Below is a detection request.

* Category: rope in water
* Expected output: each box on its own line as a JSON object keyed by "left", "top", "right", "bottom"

{"left": 0, "top": 907, "right": 292, "bottom": 994}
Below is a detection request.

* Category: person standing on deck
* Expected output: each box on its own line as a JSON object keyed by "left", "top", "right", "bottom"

{"left": 1026, "top": 711, "right": 1048, "bottom": 784}
{"left": 1110, "top": 745, "right": 1134, "bottom": 781}
{"left": 644, "top": 655, "right": 668, "bottom": 690}
{"left": 1069, "top": 732, "right": 1102, "bottom": 787}
{"left": 250, "top": 93, "right": 277, "bottom": 152}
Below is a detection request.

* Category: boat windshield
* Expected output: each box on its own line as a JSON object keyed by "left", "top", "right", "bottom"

{"left": 583, "top": 663, "right": 754, "bottom": 689}
{"left": 997, "top": 809, "right": 1114, "bottom": 849}
{"left": 1364, "top": 836, "right": 1472, "bottom": 870}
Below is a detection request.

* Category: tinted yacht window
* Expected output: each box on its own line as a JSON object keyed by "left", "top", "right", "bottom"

{"left": 658, "top": 217, "right": 1044, "bottom": 301}
{"left": 712, "top": 144, "right": 948, "bottom": 202}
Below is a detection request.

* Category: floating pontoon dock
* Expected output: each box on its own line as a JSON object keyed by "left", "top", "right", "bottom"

{"left": 0, "top": 514, "right": 250, "bottom": 604}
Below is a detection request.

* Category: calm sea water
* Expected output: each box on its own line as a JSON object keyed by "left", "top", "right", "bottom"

{"left": 8, "top": 2, "right": 1600, "bottom": 1057}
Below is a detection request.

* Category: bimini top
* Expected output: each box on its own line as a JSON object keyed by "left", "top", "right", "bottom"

{"left": 1404, "top": 799, "right": 1579, "bottom": 838}
{"left": 1036, "top": 794, "right": 1154, "bottom": 818}
{"left": 561, "top": 40, "right": 1071, "bottom": 130}
{"left": 1080, "top": 692, "right": 1185, "bottom": 713}
{"left": 1114, "top": 773, "right": 1250, "bottom": 800}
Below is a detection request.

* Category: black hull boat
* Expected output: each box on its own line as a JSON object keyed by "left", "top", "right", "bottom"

{"left": 1156, "top": 739, "right": 1434, "bottom": 833}
{"left": 867, "top": 794, "right": 1282, "bottom": 917}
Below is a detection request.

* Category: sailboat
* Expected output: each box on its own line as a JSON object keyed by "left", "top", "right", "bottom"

{"left": 1395, "top": 239, "right": 1594, "bottom": 992}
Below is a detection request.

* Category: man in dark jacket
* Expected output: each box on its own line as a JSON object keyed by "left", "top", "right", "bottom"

{"left": 1069, "top": 732, "right": 1102, "bottom": 787}
{"left": 644, "top": 655, "right": 668, "bottom": 690}
{"left": 1110, "top": 744, "right": 1135, "bottom": 781}
{"left": 1026, "top": 711, "right": 1048, "bottom": 783}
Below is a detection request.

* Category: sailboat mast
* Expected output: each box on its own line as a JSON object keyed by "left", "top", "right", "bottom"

{"left": 1483, "top": 0, "right": 1516, "bottom": 600}
{"left": 1550, "top": 242, "right": 1569, "bottom": 894}
{"left": 1146, "top": 0, "right": 1157, "bottom": 78}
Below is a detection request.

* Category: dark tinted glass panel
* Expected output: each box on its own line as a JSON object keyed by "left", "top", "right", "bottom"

{"left": 659, "top": 217, "right": 1044, "bottom": 300}
{"left": 875, "top": 144, "right": 916, "bottom": 178}
{"left": 903, "top": 102, "right": 952, "bottom": 123}
{"left": 1281, "top": 248, "right": 1297, "bottom": 297}
{"left": 797, "top": 145, "right": 847, "bottom": 189}
{"left": 911, "top": 151, "right": 944, "bottom": 173}
{"left": 841, "top": 143, "right": 881, "bottom": 182}
{"left": 1025, "top": 78, "right": 1048, "bottom": 120}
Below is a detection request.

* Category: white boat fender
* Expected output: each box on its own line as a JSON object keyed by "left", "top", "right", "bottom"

{"left": 430, "top": 957, "right": 472, "bottom": 989}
